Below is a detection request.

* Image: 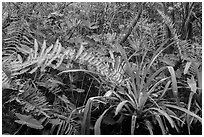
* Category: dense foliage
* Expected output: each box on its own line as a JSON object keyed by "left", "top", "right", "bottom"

{"left": 2, "top": 2, "right": 202, "bottom": 135}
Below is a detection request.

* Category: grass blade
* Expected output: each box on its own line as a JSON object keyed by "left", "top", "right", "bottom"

{"left": 184, "top": 61, "right": 192, "bottom": 74}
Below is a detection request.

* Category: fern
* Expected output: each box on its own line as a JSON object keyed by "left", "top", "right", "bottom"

{"left": 10, "top": 39, "right": 64, "bottom": 76}
{"left": 8, "top": 37, "right": 127, "bottom": 85}
{"left": 2, "top": 53, "right": 22, "bottom": 90}
{"left": 54, "top": 119, "right": 80, "bottom": 135}
{"left": 16, "top": 81, "right": 50, "bottom": 117}
{"left": 61, "top": 43, "right": 127, "bottom": 85}
{"left": 3, "top": 16, "right": 34, "bottom": 51}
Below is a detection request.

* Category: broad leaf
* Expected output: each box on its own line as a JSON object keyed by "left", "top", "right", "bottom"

{"left": 15, "top": 113, "right": 43, "bottom": 129}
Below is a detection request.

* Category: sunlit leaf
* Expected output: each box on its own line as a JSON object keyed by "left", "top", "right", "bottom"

{"left": 187, "top": 76, "right": 197, "bottom": 93}
{"left": 49, "top": 40, "right": 59, "bottom": 57}
{"left": 15, "top": 113, "right": 43, "bottom": 129}
{"left": 55, "top": 40, "right": 62, "bottom": 56}
{"left": 49, "top": 118, "right": 61, "bottom": 125}
{"left": 184, "top": 62, "right": 192, "bottom": 74}
{"left": 34, "top": 39, "right": 38, "bottom": 59}
{"left": 104, "top": 90, "right": 113, "bottom": 98}
{"left": 138, "top": 92, "right": 148, "bottom": 109}
{"left": 75, "top": 43, "right": 84, "bottom": 60}
{"left": 45, "top": 44, "right": 54, "bottom": 55}
{"left": 17, "top": 54, "right": 23, "bottom": 63}
{"left": 89, "top": 25, "right": 98, "bottom": 29}
{"left": 115, "top": 100, "right": 129, "bottom": 115}
{"left": 73, "top": 88, "right": 85, "bottom": 93}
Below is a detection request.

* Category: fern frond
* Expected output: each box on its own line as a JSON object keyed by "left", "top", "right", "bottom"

{"left": 62, "top": 46, "right": 126, "bottom": 85}
{"left": 55, "top": 119, "right": 80, "bottom": 135}
{"left": 10, "top": 39, "right": 64, "bottom": 75}
{"left": 16, "top": 82, "right": 50, "bottom": 117}
{"left": 8, "top": 37, "right": 127, "bottom": 85}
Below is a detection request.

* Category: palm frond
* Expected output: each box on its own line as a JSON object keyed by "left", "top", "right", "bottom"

{"left": 157, "top": 9, "right": 182, "bottom": 57}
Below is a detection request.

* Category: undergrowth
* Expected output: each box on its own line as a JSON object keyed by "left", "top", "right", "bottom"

{"left": 2, "top": 2, "right": 202, "bottom": 135}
